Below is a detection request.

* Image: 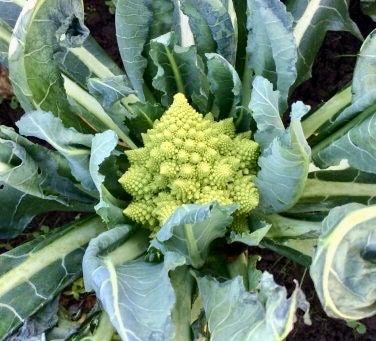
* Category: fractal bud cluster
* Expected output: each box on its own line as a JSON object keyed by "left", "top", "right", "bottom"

{"left": 119, "top": 93, "right": 260, "bottom": 233}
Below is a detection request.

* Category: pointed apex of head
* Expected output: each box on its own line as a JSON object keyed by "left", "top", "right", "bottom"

{"left": 173, "top": 93, "right": 188, "bottom": 104}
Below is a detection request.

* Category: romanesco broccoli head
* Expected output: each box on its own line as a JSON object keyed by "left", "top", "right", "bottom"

{"left": 119, "top": 93, "right": 260, "bottom": 233}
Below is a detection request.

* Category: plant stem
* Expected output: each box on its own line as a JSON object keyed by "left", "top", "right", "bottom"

{"left": 63, "top": 75, "right": 137, "bottom": 149}
{"left": 260, "top": 238, "right": 311, "bottom": 267}
{"left": 164, "top": 46, "right": 185, "bottom": 94}
{"left": 302, "top": 86, "right": 352, "bottom": 138}
{"left": 106, "top": 229, "right": 149, "bottom": 266}
{"left": 301, "top": 178, "right": 376, "bottom": 199}
{"left": 312, "top": 102, "right": 376, "bottom": 155}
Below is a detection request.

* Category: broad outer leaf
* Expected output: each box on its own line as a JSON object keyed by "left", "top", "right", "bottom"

{"left": 154, "top": 203, "right": 237, "bottom": 268}
{"left": 0, "top": 18, "right": 12, "bottom": 67}
{"left": 247, "top": 0, "right": 297, "bottom": 110}
{"left": 8, "top": 0, "right": 90, "bottom": 131}
{"left": 252, "top": 77, "right": 311, "bottom": 213}
{"left": 361, "top": 0, "right": 376, "bottom": 21}
{"left": 89, "top": 131, "right": 126, "bottom": 226}
{"left": 180, "top": 0, "right": 216, "bottom": 56}
{"left": 0, "top": 126, "right": 94, "bottom": 238}
{"left": 9, "top": 298, "right": 59, "bottom": 341}
{"left": 310, "top": 30, "right": 376, "bottom": 142}
{"left": 87, "top": 75, "right": 135, "bottom": 110}
{"left": 0, "top": 0, "right": 19, "bottom": 65}
{"left": 0, "top": 217, "right": 106, "bottom": 339}
{"left": 250, "top": 76, "right": 285, "bottom": 151}
{"left": 180, "top": 0, "right": 237, "bottom": 64}
{"left": 0, "top": 0, "right": 21, "bottom": 28}
{"left": 206, "top": 53, "right": 241, "bottom": 119}
{"left": 289, "top": 0, "right": 362, "bottom": 86}
{"left": 310, "top": 203, "right": 376, "bottom": 320}
{"left": 115, "top": 0, "right": 152, "bottom": 100}
{"left": 313, "top": 113, "right": 376, "bottom": 174}
{"left": 56, "top": 36, "right": 124, "bottom": 89}
{"left": 83, "top": 226, "right": 185, "bottom": 341}
{"left": 16, "top": 111, "right": 95, "bottom": 192}
{"left": 149, "top": 31, "right": 209, "bottom": 110}
{"left": 197, "top": 272, "right": 310, "bottom": 341}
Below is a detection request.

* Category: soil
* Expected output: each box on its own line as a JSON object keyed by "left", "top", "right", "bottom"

{"left": 0, "top": 0, "right": 375, "bottom": 339}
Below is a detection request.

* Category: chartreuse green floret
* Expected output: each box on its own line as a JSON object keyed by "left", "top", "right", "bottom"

{"left": 119, "top": 93, "right": 260, "bottom": 233}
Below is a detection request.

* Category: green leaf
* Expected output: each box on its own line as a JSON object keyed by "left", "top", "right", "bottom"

{"left": 294, "top": 168, "right": 376, "bottom": 213}
{"left": 62, "top": 75, "right": 137, "bottom": 149}
{"left": 16, "top": 111, "right": 95, "bottom": 192}
{"left": 180, "top": 0, "right": 236, "bottom": 64}
{"left": 250, "top": 76, "right": 285, "bottom": 150}
{"left": 170, "top": 266, "right": 194, "bottom": 341}
{"left": 123, "top": 98, "right": 164, "bottom": 144}
{"left": 89, "top": 130, "right": 126, "bottom": 226}
{"left": 0, "top": 20, "right": 11, "bottom": 67}
{"left": 115, "top": 0, "right": 152, "bottom": 100}
{"left": 361, "top": 0, "right": 376, "bottom": 21}
{"left": 247, "top": 0, "right": 297, "bottom": 110}
{"left": 289, "top": 0, "right": 362, "bottom": 86}
{"left": 87, "top": 75, "right": 135, "bottom": 110}
{"left": 308, "top": 30, "right": 376, "bottom": 145}
{"left": 8, "top": 0, "right": 90, "bottom": 131}
{"left": 310, "top": 203, "right": 376, "bottom": 320}
{"left": 253, "top": 78, "right": 311, "bottom": 213}
{"left": 205, "top": 52, "right": 241, "bottom": 119}
{"left": 229, "top": 220, "right": 271, "bottom": 247}
{"left": 154, "top": 203, "right": 237, "bottom": 268}
{"left": 0, "top": 216, "right": 106, "bottom": 339}
{"left": 265, "top": 214, "right": 321, "bottom": 240}
{"left": 261, "top": 238, "right": 312, "bottom": 267}
{"left": 0, "top": 0, "right": 20, "bottom": 66}
{"left": 196, "top": 272, "right": 310, "bottom": 340}
{"left": 0, "top": 0, "right": 21, "bottom": 28}
{"left": 10, "top": 298, "right": 59, "bottom": 340}
{"left": 149, "top": 31, "right": 209, "bottom": 110}
{"left": 180, "top": 0, "right": 216, "bottom": 56}
{"left": 0, "top": 126, "right": 94, "bottom": 237}
{"left": 56, "top": 36, "right": 124, "bottom": 88}
{"left": 313, "top": 112, "right": 376, "bottom": 174}
{"left": 82, "top": 226, "right": 184, "bottom": 341}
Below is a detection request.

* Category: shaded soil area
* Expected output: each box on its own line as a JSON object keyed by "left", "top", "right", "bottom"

{"left": 0, "top": 0, "right": 375, "bottom": 339}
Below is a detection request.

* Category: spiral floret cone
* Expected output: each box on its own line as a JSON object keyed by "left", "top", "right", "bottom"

{"left": 119, "top": 93, "right": 260, "bottom": 232}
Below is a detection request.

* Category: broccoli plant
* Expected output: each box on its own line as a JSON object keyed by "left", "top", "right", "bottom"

{"left": 0, "top": 0, "right": 375, "bottom": 340}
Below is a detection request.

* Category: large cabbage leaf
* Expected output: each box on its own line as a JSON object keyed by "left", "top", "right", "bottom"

{"left": 310, "top": 203, "right": 376, "bottom": 320}
{"left": 82, "top": 225, "right": 189, "bottom": 340}
{"left": 149, "top": 31, "right": 209, "bottom": 110}
{"left": 287, "top": 0, "right": 362, "bottom": 86}
{"left": 16, "top": 111, "right": 95, "bottom": 192}
{"left": 251, "top": 77, "right": 311, "bottom": 213}
{"left": 0, "top": 126, "right": 95, "bottom": 238}
{"left": 154, "top": 203, "right": 237, "bottom": 268}
{"left": 180, "top": 0, "right": 237, "bottom": 64}
{"left": 8, "top": 0, "right": 89, "bottom": 131}
{"left": 247, "top": 0, "right": 297, "bottom": 110}
{"left": 89, "top": 130, "right": 127, "bottom": 226}
{"left": 197, "top": 271, "right": 310, "bottom": 341}
{"left": 0, "top": 217, "right": 106, "bottom": 339}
